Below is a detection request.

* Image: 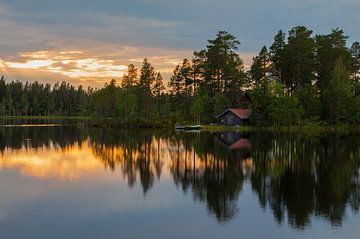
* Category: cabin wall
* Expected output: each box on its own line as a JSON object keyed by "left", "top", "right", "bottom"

{"left": 219, "top": 111, "right": 247, "bottom": 126}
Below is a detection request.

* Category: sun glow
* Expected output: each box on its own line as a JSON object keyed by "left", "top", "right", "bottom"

{"left": 0, "top": 50, "right": 129, "bottom": 81}
{"left": 0, "top": 48, "right": 194, "bottom": 87}
{"left": 0, "top": 142, "right": 102, "bottom": 180}
{"left": 7, "top": 60, "right": 56, "bottom": 69}
{"left": 0, "top": 138, "right": 174, "bottom": 181}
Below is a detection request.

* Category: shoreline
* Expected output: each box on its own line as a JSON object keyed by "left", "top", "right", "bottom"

{"left": 1, "top": 116, "right": 360, "bottom": 132}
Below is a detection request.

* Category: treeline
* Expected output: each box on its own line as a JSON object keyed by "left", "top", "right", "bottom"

{"left": 0, "top": 31, "right": 248, "bottom": 124}
{"left": 1, "top": 27, "right": 360, "bottom": 125}
{"left": 250, "top": 27, "right": 360, "bottom": 125}
{"left": 0, "top": 77, "right": 90, "bottom": 116}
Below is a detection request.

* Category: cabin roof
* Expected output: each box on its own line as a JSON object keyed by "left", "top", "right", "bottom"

{"left": 217, "top": 108, "right": 252, "bottom": 119}
{"left": 230, "top": 138, "right": 252, "bottom": 150}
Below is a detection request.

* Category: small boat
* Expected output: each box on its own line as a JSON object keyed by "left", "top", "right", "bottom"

{"left": 175, "top": 125, "right": 186, "bottom": 130}
{"left": 175, "top": 124, "right": 202, "bottom": 130}
{"left": 185, "top": 125, "right": 202, "bottom": 130}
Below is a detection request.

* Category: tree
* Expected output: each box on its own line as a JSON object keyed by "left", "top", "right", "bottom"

{"left": 191, "top": 93, "right": 212, "bottom": 124}
{"left": 322, "top": 58, "right": 353, "bottom": 123}
{"left": 152, "top": 72, "right": 165, "bottom": 115}
{"left": 180, "top": 58, "right": 194, "bottom": 98}
{"left": 169, "top": 64, "right": 184, "bottom": 109}
{"left": 315, "top": 29, "right": 352, "bottom": 121}
{"left": 270, "top": 30, "right": 286, "bottom": 83}
{"left": 138, "top": 58, "right": 156, "bottom": 120}
{"left": 214, "top": 93, "right": 229, "bottom": 115}
{"left": 0, "top": 76, "right": 6, "bottom": 106}
{"left": 139, "top": 58, "right": 156, "bottom": 92}
{"left": 192, "top": 50, "right": 206, "bottom": 91}
{"left": 0, "top": 76, "right": 6, "bottom": 116}
{"left": 285, "top": 26, "right": 315, "bottom": 90}
{"left": 118, "top": 88, "right": 137, "bottom": 123}
{"left": 121, "top": 64, "right": 138, "bottom": 88}
{"left": 315, "top": 29, "right": 351, "bottom": 94}
{"left": 350, "top": 42, "right": 360, "bottom": 94}
{"left": 251, "top": 80, "right": 303, "bottom": 126}
{"left": 202, "top": 31, "right": 244, "bottom": 95}
{"left": 294, "top": 85, "right": 320, "bottom": 120}
{"left": 92, "top": 79, "right": 118, "bottom": 117}
{"left": 250, "top": 46, "right": 271, "bottom": 84}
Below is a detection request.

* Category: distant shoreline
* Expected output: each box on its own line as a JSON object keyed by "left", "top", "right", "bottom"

{"left": 1, "top": 116, "right": 360, "bottom": 133}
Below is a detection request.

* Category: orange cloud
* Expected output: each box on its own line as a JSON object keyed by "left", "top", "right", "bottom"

{"left": 0, "top": 47, "right": 193, "bottom": 87}
{"left": 2, "top": 51, "right": 128, "bottom": 79}
{"left": 0, "top": 47, "right": 255, "bottom": 88}
{"left": 6, "top": 59, "right": 56, "bottom": 69}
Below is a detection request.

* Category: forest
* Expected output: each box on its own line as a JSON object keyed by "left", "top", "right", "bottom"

{"left": 0, "top": 26, "right": 360, "bottom": 126}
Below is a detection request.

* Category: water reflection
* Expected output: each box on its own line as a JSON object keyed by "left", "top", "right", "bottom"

{"left": 170, "top": 132, "right": 249, "bottom": 222}
{"left": 249, "top": 132, "right": 360, "bottom": 228}
{"left": 89, "top": 130, "right": 166, "bottom": 194}
{"left": 0, "top": 126, "right": 360, "bottom": 229}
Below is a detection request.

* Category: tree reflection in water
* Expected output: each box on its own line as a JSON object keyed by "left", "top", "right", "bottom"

{"left": 88, "top": 129, "right": 166, "bottom": 195}
{"left": 250, "top": 132, "right": 360, "bottom": 229}
{"left": 1, "top": 126, "right": 360, "bottom": 228}
{"left": 169, "top": 132, "right": 249, "bottom": 222}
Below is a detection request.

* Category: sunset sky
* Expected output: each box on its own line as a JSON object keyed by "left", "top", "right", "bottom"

{"left": 0, "top": 0, "right": 359, "bottom": 87}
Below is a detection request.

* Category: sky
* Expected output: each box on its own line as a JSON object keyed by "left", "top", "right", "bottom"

{"left": 0, "top": 0, "right": 359, "bottom": 88}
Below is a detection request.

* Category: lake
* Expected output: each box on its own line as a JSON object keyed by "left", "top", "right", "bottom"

{"left": 0, "top": 125, "right": 360, "bottom": 238}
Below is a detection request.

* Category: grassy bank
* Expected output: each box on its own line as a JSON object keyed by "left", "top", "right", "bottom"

{"left": 0, "top": 116, "right": 167, "bottom": 128}
{"left": 2, "top": 116, "right": 360, "bottom": 133}
{"left": 201, "top": 124, "right": 360, "bottom": 133}
{"left": 0, "top": 115, "right": 93, "bottom": 120}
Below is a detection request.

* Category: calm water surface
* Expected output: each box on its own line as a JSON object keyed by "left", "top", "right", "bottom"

{"left": 0, "top": 125, "right": 360, "bottom": 238}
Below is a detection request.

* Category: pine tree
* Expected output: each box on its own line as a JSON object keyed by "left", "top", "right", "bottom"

{"left": 139, "top": 58, "right": 156, "bottom": 93}
{"left": 286, "top": 26, "right": 315, "bottom": 90}
{"left": 169, "top": 64, "right": 184, "bottom": 107}
{"left": 138, "top": 58, "right": 156, "bottom": 120}
{"left": 250, "top": 46, "right": 271, "bottom": 84}
{"left": 350, "top": 42, "right": 360, "bottom": 94}
{"left": 152, "top": 72, "right": 165, "bottom": 114}
{"left": 322, "top": 58, "right": 353, "bottom": 123}
{"left": 270, "top": 30, "right": 286, "bottom": 83}
{"left": 121, "top": 64, "right": 138, "bottom": 88}
{"left": 203, "top": 31, "right": 244, "bottom": 95}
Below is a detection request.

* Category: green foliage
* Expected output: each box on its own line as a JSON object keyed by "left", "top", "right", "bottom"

{"left": 294, "top": 85, "right": 320, "bottom": 119}
{"left": 137, "top": 58, "right": 157, "bottom": 121}
{"left": 250, "top": 26, "right": 360, "bottom": 126}
{"left": 121, "top": 64, "right": 138, "bottom": 88}
{"left": 117, "top": 88, "right": 137, "bottom": 122}
{"left": 270, "top": 30, "right": 286, "bottom": 83}
{"left": 91, "top": 79, "right": 118, "bottom": 117}
{"left": 316, "top": 29, "right": 351, "bottom": 94}
{"left": 214, "top": 93, "right": 229, "bottom": 115}
{"left": 285, "top": 26, "right": 315, "bottom": 90}
{"left": 350, "top": 42, "right": 360, "bottom": 95}
{"left": 321, "top": 58, "right": 354, "bottom": 123}
{"left": 139, "top": 58, "right": 156, "bottom": 91}
{"left": 152, "top": 72, "right": 165, "bottom": 115}
{"left": 199, "top": 31, "right": 245, "bottom": 98}
{"left": 251, "top": 80, "right": 303, "bottom": 126}
{"left": 191, "top": 94, "right": 212, "bottom": 124}
{"left": 250, "top": 46, "right": 271, "bottom": 83}
{"left": 0, "top": 76, "right": 91, "bottom": 117}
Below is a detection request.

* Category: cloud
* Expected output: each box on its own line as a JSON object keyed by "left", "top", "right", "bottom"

{"left": 0, "top": 47, "right": 197, "bottom": 87}
{"left": 0, "top": 0, "right": 359, "bottom": 87}
{"left": 7, "top": 59, "right": 56, "bottom": 69}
